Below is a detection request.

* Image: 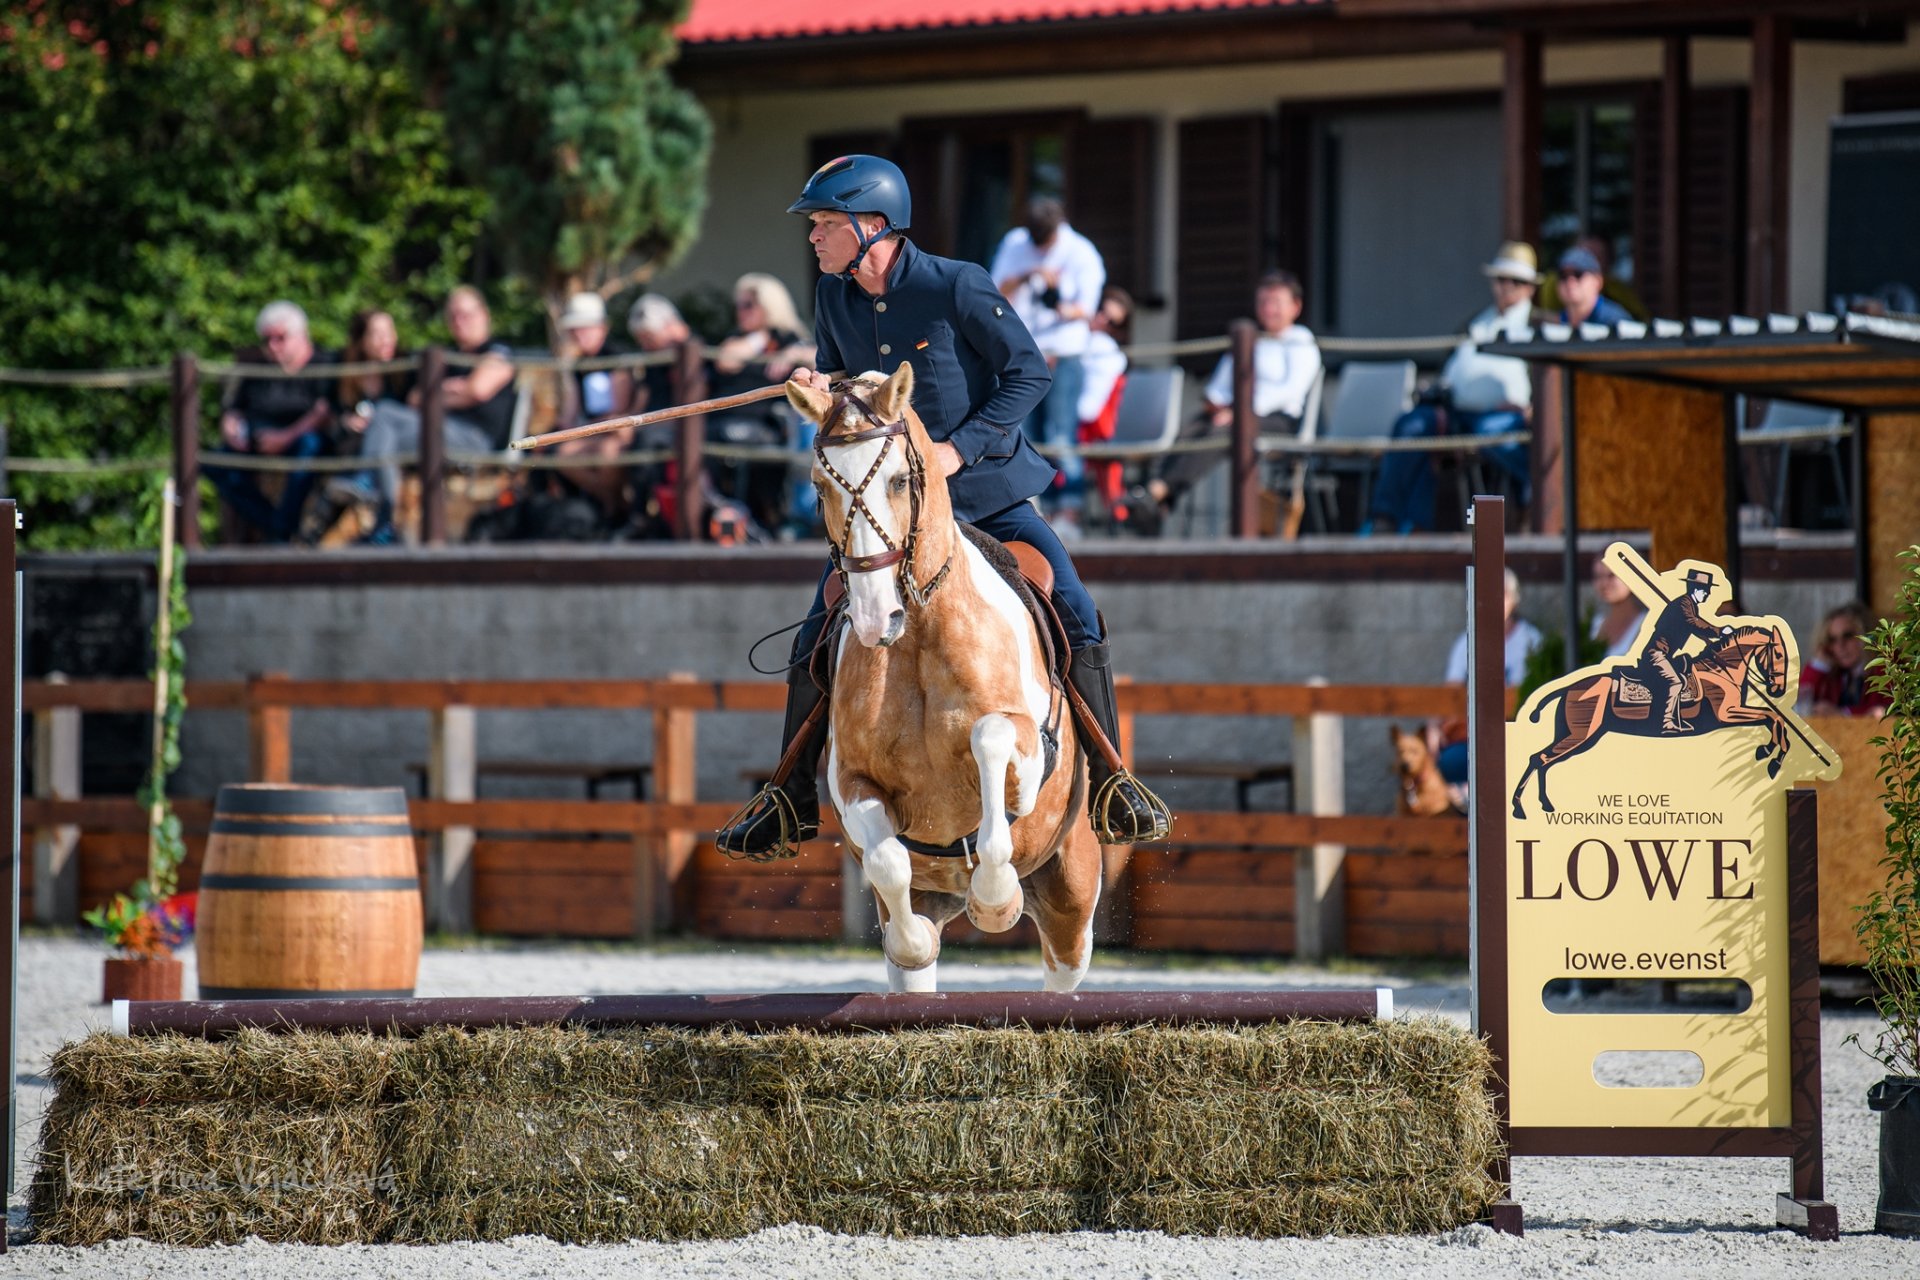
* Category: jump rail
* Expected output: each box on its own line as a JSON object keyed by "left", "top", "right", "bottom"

{"left": 112, "top": 989, "right": 1393, "bottom": 1037}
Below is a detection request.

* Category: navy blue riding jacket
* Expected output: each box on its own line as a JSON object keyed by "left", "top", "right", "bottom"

{"left": 811, "top": 239, "right": 1057, "bottom": 522}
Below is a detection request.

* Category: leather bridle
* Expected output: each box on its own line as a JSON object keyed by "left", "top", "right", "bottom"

{"left": 814, "top": 388, "right": 951, "bottom": 608}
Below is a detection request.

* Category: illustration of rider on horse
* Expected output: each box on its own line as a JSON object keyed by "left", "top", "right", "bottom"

{"left": 1639, "top": 566, "right": 1735, "bottom": 735}
{"left": 717, "top": 155, "right": 1170, "bottom": 863}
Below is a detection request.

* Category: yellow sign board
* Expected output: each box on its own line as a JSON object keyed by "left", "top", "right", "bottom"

{"left": 1504, "top": 544, "right": 1840, "bottom": 1129}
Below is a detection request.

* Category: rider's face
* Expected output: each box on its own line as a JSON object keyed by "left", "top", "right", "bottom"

{"left": 808, "top": 211, "right": 882, "bottom": 274}
{"left": 1691, "top": 586, "right": 1709, "bottom": 603}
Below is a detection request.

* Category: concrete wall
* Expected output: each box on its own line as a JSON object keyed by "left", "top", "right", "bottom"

{"left": 124, "top": 553, "right": 1854, "bottom": 820}
{"left": 663, "top": 26, "right": 1920, "bottom": 338}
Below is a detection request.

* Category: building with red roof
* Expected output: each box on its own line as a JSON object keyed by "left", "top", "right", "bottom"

{"left": 657, "top": 1, "right": 1920, "bottom": 348}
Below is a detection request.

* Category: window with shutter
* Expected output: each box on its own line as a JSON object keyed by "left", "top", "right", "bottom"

{"left": 1071, "top": 117, "right": 1159, "bottom": 307}
{"left": 1633, "top": 87, "right": 1746, "bottom": 319}
{"left": 1176, "top": 115, "right": 1270, "bottom": 343}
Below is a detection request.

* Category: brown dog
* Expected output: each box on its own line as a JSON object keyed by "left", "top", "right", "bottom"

{"left": 1392, "top": 725, "right": 1460, "bottom": 817}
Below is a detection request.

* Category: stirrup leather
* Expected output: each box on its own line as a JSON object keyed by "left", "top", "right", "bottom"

{"left": 1090, "top": 769, "right": 1173, "bottom": 844}
{"left": 717, "top": 786, "right": 816, "bottom": 864}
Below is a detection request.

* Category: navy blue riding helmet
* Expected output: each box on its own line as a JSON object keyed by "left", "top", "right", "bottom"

{"left": 787, "top": 155, "right": 912, "bottom": 277}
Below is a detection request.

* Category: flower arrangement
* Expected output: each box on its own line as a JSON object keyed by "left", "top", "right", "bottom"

{"left": 85, "top": 892, "right": 197, "bottom": 961}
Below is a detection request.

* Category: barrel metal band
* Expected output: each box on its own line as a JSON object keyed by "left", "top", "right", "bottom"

{"left": 214, "top": 787, "right": 410, "bottom": 817}
{"left": 199, "top": 873, "right": 420, "bottom": 891}
{"left": 208, "top": 820, "right": 416, "bottom": 838}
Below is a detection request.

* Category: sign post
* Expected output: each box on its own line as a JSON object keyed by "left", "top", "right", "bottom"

{"left": 1469, "top": 495, "right": 1839, "bottom": 1239}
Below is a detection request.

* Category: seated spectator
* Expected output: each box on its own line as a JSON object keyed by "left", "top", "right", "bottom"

{"left": 540, "top": 291, "right": 634, "bottom": 534}
{"left": 351, "top": 286, "right": 519, "bottom": 543}
{"left": 1590, "top": 554, "right": 1646, "bottom": 660}
{"left": 1077, "top": 287, "right": 1133, "bottom": 518}
{"left": 707, "top": 273, "right": 816, "bottom": 538}
{"left": 622, "top": 294, "right": 693, "bottom": 539}
{"left": 1361, "top": 241, "right": 1540, "bottom": 535}
{"left": 299, "top": 308, "right": 414, "bottom": 544}
{"left": 1797, "top": 601, "right": 1889, "bottom": 718}
{"left": 1433, "top": 567, "right": 1543, "bottom": 791}
{"left": 1120, "top": 271, "right": 1320, "bottom": 535}
{"left": 992, "top": 198, "right": 1106, "bottom": 521}
{"left": 1536, "top": 234, "right": 1650, "bottom": 322}
{"left": 1553, "top": 244, "right": 1633, "bottom": 330}
{"left": 206, "top": 301, "right": 335, "bottom": 543}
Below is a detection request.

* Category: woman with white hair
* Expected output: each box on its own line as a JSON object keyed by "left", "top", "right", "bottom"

{"left": 706, "top": 273, "right": 818, "bottom": 536}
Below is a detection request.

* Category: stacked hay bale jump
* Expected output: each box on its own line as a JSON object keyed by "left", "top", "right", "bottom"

{"left": 34, "top": 993, "right": 1500, "bottom": 1244}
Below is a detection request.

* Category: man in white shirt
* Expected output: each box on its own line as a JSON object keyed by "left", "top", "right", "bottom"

{"left": 1122, "top": 271, "right": 1320, "bottom": 534}
{"left": 1362, "top": 241, "right": 1539, "bottom": 535}
{"left": 991, "top": 198, "right": 1106, "bottom": 514}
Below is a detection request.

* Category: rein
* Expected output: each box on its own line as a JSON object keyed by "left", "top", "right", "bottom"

{"left": 814, "top": 389, "right": 951, "bottom": 608}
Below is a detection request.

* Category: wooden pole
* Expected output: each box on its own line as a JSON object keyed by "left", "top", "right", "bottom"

{"left": 418, "top": 346, "right": 448, "bottom": 547}
{"left": 1229, "top": 319, "right": 1259, "bottom": 539}
{"left": 672, "top": 340, "right": 708, "bottom": 543}
{"left": 145, "top": 480, "right": 177, "bottom": 886}
{"left": 510, "top": 384, "right": 791, "bottom": 452}
{"left": 1659, "top": 38, "right": 1691, "bottom": 319}
{"left": 245, "top": 671, "right": 292, "bottom": 785}
{"left": 1502, "top": 30, "right": 1543, "bottom": 244}
{"left": 170, "top": 354, "right": 201, "bottom": 552}
{"left": 1747, "top": 14, "right": 1792, "bottom": 315}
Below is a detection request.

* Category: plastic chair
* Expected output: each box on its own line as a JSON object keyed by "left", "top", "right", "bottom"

{"left": 1742, "top": 398, "right": 1850, "bottom": 529}
{"left": 1306, "top": 360, "right": 1415, "bottom": 532}
{"left": 1110, "top": 365, "right": 1184, "bottom": 453}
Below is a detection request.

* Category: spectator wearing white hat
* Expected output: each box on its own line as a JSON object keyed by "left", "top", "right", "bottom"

{"left": 541, "top": 290, "right": 637, "bottom": 526}
{"left": 1362, "top": 241, "right": 1542, "bottom": 535}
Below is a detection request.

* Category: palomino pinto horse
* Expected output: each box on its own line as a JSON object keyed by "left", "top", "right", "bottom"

{"left": 1510, "top": 624, "right": 1791, "bottom": 819}
{"left": 791, "top": 365, "right": 1102, "bottom": 993}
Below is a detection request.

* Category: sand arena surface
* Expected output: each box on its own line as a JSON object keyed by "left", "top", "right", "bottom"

{"left": 5, "top": 934, "right": 1917, "bottom": 1276}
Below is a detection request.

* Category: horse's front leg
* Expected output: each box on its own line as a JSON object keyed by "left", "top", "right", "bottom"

{"left": 838, "top": 782, "right": 941, "bottom": 988}
{"left": 965, "top": 713, "right": 1038, "bottom": 933}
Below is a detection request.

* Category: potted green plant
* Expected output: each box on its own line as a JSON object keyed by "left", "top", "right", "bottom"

{"left": 82, "top": 478, "right": 193, "bottom": 1002}
{"left": 1854, "top": 546, "right": 1920, "bottom": 1234}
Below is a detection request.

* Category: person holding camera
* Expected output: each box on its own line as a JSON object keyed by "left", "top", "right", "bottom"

{"left": 1361, "top": 241, "right": 1541, "bottom": 535}
{"left": 990, "top": 197, "right": 1106, "bottom": 525}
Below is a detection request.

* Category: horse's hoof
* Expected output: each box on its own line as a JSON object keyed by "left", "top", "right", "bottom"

{"left": 966, "top": 883, "right": 1025, "bottom": 934}
{"left": 1767, "top": 758, "right": 1781, "bottom": 779}
{"left": 884, "top": 915, "right": 942, "bottom": 972}
{"left": 1541, "top": 799, "right": 1556, "bottom": 814}
{"left": 1756, "top": 743, "right": 1770, "bottom": 760}
{"left": 1512, "top": 799, "right": 1526, "bottom": 821}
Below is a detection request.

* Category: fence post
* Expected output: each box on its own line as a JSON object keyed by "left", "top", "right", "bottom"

{"left": 1229, "top": 319, "right": 1259, "bottom": 539}
{"left": 418, "top": 345, "right": 448, "bottom": 547}
{"left": 1094, "top": 674, "right": 1138, "bottom": 946}
{"left": 429, "top": 704, "right": 476, "bottom": 934}
{"left": 31, "top": 673, "right": 80, "bottom": 924}
{"left": 245, "top": 672, "right": 291, "bottom": 784}
{"left": 671, "top": 340, "right": 708, "bottom": 542}
{"left": 645, "top": 672, "right": 699, "bottom": 937}
{"left": 171, "top": 352, "right": 202, "bottom": 551}
{"left": 1290, "top": 676, "right": 1347, "bottom": 959}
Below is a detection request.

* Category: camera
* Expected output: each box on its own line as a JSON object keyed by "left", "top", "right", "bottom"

{"left": 1029, "top": 273, "right": 1062, "bottom": 310}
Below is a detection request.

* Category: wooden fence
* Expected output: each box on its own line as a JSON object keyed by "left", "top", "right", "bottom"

{"left": 23, "top": 676, "right": 1471, "bottom": 959}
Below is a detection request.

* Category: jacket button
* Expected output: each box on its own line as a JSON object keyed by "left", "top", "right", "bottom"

{"left": 879, "top": 343, "right": 891, "bottom": 355}
{"left": 876, "top": 301, "right": 888, "bottom": 313}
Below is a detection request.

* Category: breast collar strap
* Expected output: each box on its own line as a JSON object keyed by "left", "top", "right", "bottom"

{"left": 815, "top": 390, "right": 951, "bottom": 606}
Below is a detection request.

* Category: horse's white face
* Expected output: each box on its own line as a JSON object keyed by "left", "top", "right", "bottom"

{"left": 820, "top": 424, "right": 910, "bottom": 647}
{"left": 795, "top": 367, "right": 918, "bottom": 649}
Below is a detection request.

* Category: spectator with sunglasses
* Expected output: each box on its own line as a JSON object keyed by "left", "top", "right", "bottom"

{"left": 1797, "top": 602, "right": 1889, "bottom": 718}
{"left": 1552, "top": 245, "right": 1632, "bottom": 330}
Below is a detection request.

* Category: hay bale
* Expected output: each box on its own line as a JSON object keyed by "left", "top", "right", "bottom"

{"left": 33, "top": 1015, "right": 1499, "bottom": 1244}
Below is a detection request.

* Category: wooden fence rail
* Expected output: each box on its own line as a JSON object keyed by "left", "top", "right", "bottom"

{"left": 23, "top": 676, "right": 1472, "bottom": 959}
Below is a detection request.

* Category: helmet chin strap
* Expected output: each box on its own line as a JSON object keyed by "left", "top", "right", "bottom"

{"left": 840, "top": 213, "right": 889, "bottom": 280}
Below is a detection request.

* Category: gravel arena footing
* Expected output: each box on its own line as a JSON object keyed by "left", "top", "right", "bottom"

{"left": 6, "top": 935, "right": 1918, "bottom": 1277}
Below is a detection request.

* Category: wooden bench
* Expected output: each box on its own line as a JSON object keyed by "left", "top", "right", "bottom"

{"left": 406, "top": 759, "right": 651, "bottom": 800}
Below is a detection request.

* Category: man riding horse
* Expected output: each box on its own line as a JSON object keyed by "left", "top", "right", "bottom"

{"left": 718, "top": 155, "right": 1169, "bottom": 861}
{"left": 1640, "top": 566, "right": 1733, "bottom": 734}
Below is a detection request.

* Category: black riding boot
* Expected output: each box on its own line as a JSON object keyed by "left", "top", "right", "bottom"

{"left": 716, "top": 665, "right": 828, "bottom": 861}
{"left": 1068, "top": 640, "right": 1172, "bottom": 844}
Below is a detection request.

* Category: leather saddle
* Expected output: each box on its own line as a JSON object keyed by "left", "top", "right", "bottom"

{"left": 1611, "top": 656, "right": 1700, "bottom": 716}
{"left": 819, "top": 524, "right": 1072, "bottom": 687}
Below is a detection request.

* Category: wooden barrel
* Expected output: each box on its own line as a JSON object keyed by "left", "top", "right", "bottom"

{"left": 197, "top": 784, "right": 422, "bottom": 999}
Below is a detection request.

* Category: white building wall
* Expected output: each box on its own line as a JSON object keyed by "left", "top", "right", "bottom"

{"left": 662, "top": 25, "right": 1919, "bottom": 339}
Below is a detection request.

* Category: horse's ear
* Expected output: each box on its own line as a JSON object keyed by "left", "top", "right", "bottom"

{"left": 872, "top": 362, "right": 915, "bottom": 423}
{"left": 786, "top": 378, "right": 834, "bottom": 425}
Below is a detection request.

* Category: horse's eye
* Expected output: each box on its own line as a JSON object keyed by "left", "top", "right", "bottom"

{"left": 890, "top": 476, "right": 909, "bottom": 495}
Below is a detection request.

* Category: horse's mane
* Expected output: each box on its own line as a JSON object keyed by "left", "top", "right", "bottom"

{"left": 1706, "top": 624, "right": 1773, "bottom": 662}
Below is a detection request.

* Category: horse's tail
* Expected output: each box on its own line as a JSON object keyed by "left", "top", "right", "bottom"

{"left": 1529, "top": 684, "right": 1568, "bottom": 724}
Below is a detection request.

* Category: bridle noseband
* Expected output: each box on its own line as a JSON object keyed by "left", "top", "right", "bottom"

{"left": 814, "top": 388, "right": 951, "bottom": 608}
